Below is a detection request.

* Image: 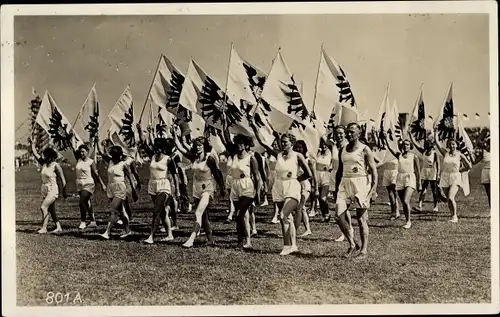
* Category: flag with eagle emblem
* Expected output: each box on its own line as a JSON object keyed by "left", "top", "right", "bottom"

{"left": 409, "top": 87, "right": 429, "bottom": 150}
{"left": 147, "top": 54, "right": 185, "bottom": 116}
{"left": 73, "top": 84, "right": 100, "bottom": 157}
{"left": 104, "top": 85, "right": 138, "bottom": 156}
{"left": 456, "top": 112, "right": 474, "bottom": 196}
{"left": 35, "top": 90, "right": 83, "bottom": 155}
{"left": 259, "top": 50, "right": 301, "bottom": 134}
{"left": 372, "top": 86, "right": 391, "bottom": 162}
{"left": 179, "top": 59, "right": 245, "bottom": 134}
{"left": 433, "top": 83, "right": 456, "bottom": 147}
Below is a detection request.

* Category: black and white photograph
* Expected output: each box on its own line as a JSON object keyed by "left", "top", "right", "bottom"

{"left": 1, "top": 2, "right": 498, "bottom": 316}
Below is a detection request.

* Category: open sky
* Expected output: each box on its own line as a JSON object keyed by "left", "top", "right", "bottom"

{"left": 14, "top": 13, "right": 490, "bottom": 141}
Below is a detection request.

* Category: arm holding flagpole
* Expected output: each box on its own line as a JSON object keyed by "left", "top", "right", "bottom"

{"left": 96, "top": 136, "right": 112, "bottom": 163}
{"left": 30, "top": 135, "right": 44, "bottom": 165}
{"left": 248, "top": 117, "right": 277, "bottom": 157}
{"left": 409, "top": 130, "right": 425, "bottom": 154}
{"left": 171, "top": 124, "right": 196, "bottom": 162}
{"left": 434, "top": 130, "right": 447, "bottom": 157}
{"left": 382, "top": 131, "right": 400, "bottom": 159}
{"left": 136, "top": 122, "right": 154, "bottom": 159}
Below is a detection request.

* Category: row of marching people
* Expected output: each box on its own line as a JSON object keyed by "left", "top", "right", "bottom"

{"left": 30, "top": 116, "right": 490, "bottom": 258}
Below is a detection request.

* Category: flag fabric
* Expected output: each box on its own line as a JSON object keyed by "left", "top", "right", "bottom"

{"left": 456, "top": 112, "right": 474, "bottom": 196}
{"left": 146, "top": 55, "right": 185, "bottom": 116}
{"left": 408, "top": 87, "right": 429, "bottom": 149}
{"left": 73, "top": 84, "right": 100, "bottom": 154}
{"left": 313, "top": 47, "right": 358, "bottom": 130}
{"left": 105, "top": 85, "right": 138, "bottom": 156}
{"left": 35, "top": 90, "right": 83, "bottom": 154}
{"left": 179, "top": 59, "right": 245, "bottom": 133}
{"left": 372, "top": 86, "right": 390, "bottom": 162}
{"left": 434, "top": 83, "right": 455, "bottom": 147}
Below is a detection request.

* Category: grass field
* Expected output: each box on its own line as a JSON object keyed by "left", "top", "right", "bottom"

{"left": 14, "top": 163, "right": 491, "bottom": 306}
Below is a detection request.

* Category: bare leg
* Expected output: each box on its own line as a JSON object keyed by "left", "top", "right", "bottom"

{"left": 183, "top": 194, "right": 211, "bottom": 248}
{"left": 279, "top": 198, "right": 299, "bottom": 255}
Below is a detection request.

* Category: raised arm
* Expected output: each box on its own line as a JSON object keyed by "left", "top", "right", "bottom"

{"left": 408, "top": 131, "right": 425, "bottom": 154}
{"left": 30, "top": 137, "right": 43, "bottom": 165}
{"left": 249, "top": 119, "right": 277, "bottom": 157}
{"left": 96, "top": 138, "right": 112, "bottom": 163}
{"left": 54, "top": 163, "right": 68, "bottom": 199}
{"left": 171, "top": 125, "right": 196, "bottom": 162}
{"left": 433, "top": 130, "right": 447, "bottom": 157}
{"left": 136, "top": 123, "right": 154, "bottom": 159}
{"left": 91, "top": 160, "right": 106, "bottom": 190}
{"left": 206, "top": 156, "right": 225, "bottom": 196}
{"left": 382, "top": 131, "right": 400, "bottom": 159}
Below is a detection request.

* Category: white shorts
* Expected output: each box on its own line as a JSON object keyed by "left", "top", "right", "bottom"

{"left": 439, "top": 172, "right": 462, "bottom": 188}
{"left": 272, "top": 178, "right": 301, "bottom": 203}
{"left": 230, "top": 177, "right": 256, "bottom": 201}
{"left": 148, "top": 178, "right": 171, "bottom": 195}
{"left": 316, "top": 170, "right": 331, "bottom": 187}
{"left": 193, "top": 180, "right": 214, "bottom": 200}
{"left": 382, "top": 169, "right": 398, "bottom": 187}
{"left": 107, "top": 182, "right": 127, "bottom": 200}
{"left": 300, "top": 179, "right": 311, "bottom": 197}
{"left": 41, "top": 184, "right": 58, "bottom": 209}
{"left": 396, "top": 172, "right": 416, "bottom": 191}
{"left": 481, "top": 168, "right": 490, "bottom": 184}
{"left": 336, "top": 176, "right": 371, "bottom": 215}
{"left": 77, "top": 179, "right": 95, "bottom": 194}
{"left": 421, "top": 167, "right": 437, "bottom": 181}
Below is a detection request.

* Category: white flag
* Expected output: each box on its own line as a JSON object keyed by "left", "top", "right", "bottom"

{"left": 434, "top": 83, "right": 455, "bottom": 148}
{"left": 73, "top": 84, "right": 99, "bottom": 151}
{"left": 408, "top": 87, "right": 429, "bottom": 149}
{"left": 35, "top": 90, "right": 83, "bottom": 153}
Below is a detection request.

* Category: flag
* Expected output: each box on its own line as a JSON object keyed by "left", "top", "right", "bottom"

{"left": 434, "top": 83, "right": 455, "bottom": 146}
{"left": 408, "top": 86, "right": 428, "bottom": 149}
{"left": 146, "top": 54, "right": 185, "bottom": 117}
{"left": 35, "top": 90, "right": 83, "bottom": 154}
{"left": 371, "top": 86, "right": 390, "bottom": 161}
{"left": 456, "top": 112, "right": 474, "bottom": 196}
{"left": 179, "top": 59, "right": 245, "bottom": 133}
{"left": 73, "top": 84, "right": 99, "bottom": 152}
{"left": 259, "top": 50, "right": 303, "bottom": 133}
{"left": 313, "top": 47, "right": 358, "bottom": 130}
{"left": 105, "top": 85, "right": 138, "bottom": 156}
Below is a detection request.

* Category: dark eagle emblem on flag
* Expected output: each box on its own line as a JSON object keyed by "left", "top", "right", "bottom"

{"left": 281, "top": 75, "right": 309, "bottom": 121}
{"left": 48, "top": 106, "right": 75, "bottom": 151}
{"left": 199, "top": 77, "right": 243, "bottom": 127}
{"left": 337, "top": 66, "right": 356, "bottom": 107}
{"left": 410, "top": 100, "right": 427, "bottom": 142}
{"left": 84, "top": 102, "right": 99, "bottom": 145}
{"left": 376, "top": 112, "right": 387, "bottom": 149}
{"left": 176, "top": 106, "right": 192, "bottom": 123}
{"left": 165, "top": 69, "right": 184, "bottom": 110}
{"left": 156, "top": 107, "right": 168, "bottom": 138}
{"left": 240, "top": 63, "right": 267, "bottom": 116}
{"left": 436, "top": 98, "right": 455, "bottom": 141}
{"left": 203, "top": 123, "right": 218, "bottom": 138}
{"left": 119, "top": 103, "right": 136, "bottom": 147}
{"left": 327, "top": 111, "right": 338, "bottom": 133}
{"left": 253, "top": 99, "right": 272, "bottom": 129}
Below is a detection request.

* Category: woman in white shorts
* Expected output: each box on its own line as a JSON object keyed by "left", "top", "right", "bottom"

{"left": 471, "top": 136, "right": 490, "bottom": 207}
{"left": 384, "top": 136, "right": 421, "bottom": 229}
{"left": 334, "top": 123, "right": 378, "bottom": 259}
{"left": 138, "top": 136, "right": 178, "bottom": 244}
{"left": 225, "top": 134, "right": 261, "bottom": 249}
{"left": 219, "top": 153, "right": 236, "bottom": 221}
{"left": 31, "top": 144, "right": 68, "bottom": 234}
{"left": 313, "top": 138, "right": 332, "bottom": 222}
{"left": 123, "top": 148, "right": 141, "bottom": 220}
{"left": 293, "top": 140, "right": 315, "bottom": 237}
{"left": 435, "top": 137, "right": 472, "bottom": 223}
{"left": 411, "top": 137, "right": 440, "bottom": 213}
{"left": 74, "top": 144, "right": 106, "bottom": 230}
{"left": 172, "top": 127, "right": 225, "bottom": 248}
{"left": 251, "top": 124, "right": 312, "bottom": 256}
{"left": 378, "top": 154, "right": 399, "bottom": 220}
{"left": 98, "top": 145, "right": 137, "bottom": 239}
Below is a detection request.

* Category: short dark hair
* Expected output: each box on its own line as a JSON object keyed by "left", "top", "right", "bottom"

{"left": 281, "top": 133, "right": 297, "bottom": 145}
{"left": 193, "top": 136, "right": 212, "bottom": 153}
{"left": 293, "top": 140, "right": 308, "bottom": 155}
{"left": 109, "top": 145, "right": 124, "bottom": 161}
{"left": 43, "top": 148, "right": 58, "bottom": 162}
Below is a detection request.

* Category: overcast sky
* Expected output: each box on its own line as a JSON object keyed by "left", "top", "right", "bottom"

{"left": 14, "top": 13, "right": 490, "bottom": 141}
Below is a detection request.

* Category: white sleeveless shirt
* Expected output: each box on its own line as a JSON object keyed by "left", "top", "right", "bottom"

{"left": 275, "top": 151, "right": 299, "bottom": 180}
{"left": 341, "top": 144, "right": 368, "bottom": 178}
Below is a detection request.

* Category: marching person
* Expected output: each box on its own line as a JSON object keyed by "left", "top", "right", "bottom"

{"left": 251, "top": 121, "right": 312, "bottom": 255}
{"left": 137, "top": 127, "right": 178, "bottom": 244}
{"left": 435, "top": 136, "right": 472, "bottom": 223}
{"left": 31, "top": 141, "right": 68, "bottom": 233}
{"left": 293, "top": 140, "right": 315, "bottom": 237}
{"left": 73, "top": 144, "right": 106, "bottom": 229}
{"left": 172, "top": 125, "right": 225, "bottom": 248}
{"left": 383, "top": 135, "right": 421, "bottom": 229}
{"left": 334, "top": 123, "right": 378, "bottom": 259}
{"left": 97, "top": 141, "right": 137, "bottom": 239}
{"left": 410, "top": 135, "right": 440, "bottom": 213}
